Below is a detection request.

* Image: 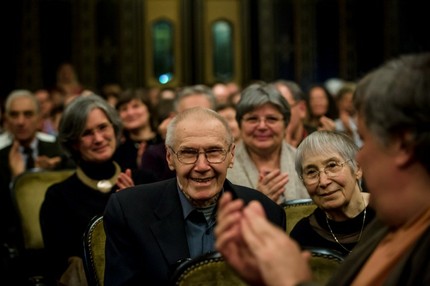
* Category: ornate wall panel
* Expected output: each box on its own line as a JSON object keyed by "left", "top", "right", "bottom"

{"left": 95, "top": 0, "right": 119, "bottom": 88}
{"left": 240, "top": 0, "right": 252, "bottom": 85}
{"left": 17, "top": 1, "right": 42, "bottom": 90}
{"left": 143, "top": 0, "right": 182, "bottom": 88}
{"left": 293, "top": 0, "right": 316, "bottom": 87}
{"left": 200, "top": 0, "right": 244, "bottom": 84}
{"left": 5, "top": 0, "right": 427, "bottom": 100}
{"left": 339, "top": 0, "right": 357, "bottom": 80}
{"left": 258, "top": 0, "right": 275, "bottom": 81}
{"left": 72, "top": 0, "right": 97, "bottom": 90}
{"left": 119, "top": 0, "right": 145, "bottom": 88}
{"left": 180, "top": 1, "right": 194, "bottom": 85}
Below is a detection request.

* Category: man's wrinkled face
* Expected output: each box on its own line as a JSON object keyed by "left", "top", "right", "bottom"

{"left": 166, "top": 117, "right": 234, "bottom": 206}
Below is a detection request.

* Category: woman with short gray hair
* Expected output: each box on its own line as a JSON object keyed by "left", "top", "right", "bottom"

{"left": 291, "top": 130, "right": 375, "bottom": 256}
{"left": 227, "top": 83, "right": 308, "bottom": 203}
{"left": 40, "top": 94, "right": 134, "bottom": 284}
{"left": 58, "top": 94, "right": 122, "bottom": 161}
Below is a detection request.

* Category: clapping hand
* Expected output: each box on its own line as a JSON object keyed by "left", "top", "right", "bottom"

{"left": 9, "top": 140, "right": 25, "bottom": 177}
{"left": 257, "top": 169, "right": 289, "bottom": 203}
{"left": 116, "top": 168, "right": 135, "bottom": 192}
{"left": 215, "top": 192, "right": 313, "bottom": 286}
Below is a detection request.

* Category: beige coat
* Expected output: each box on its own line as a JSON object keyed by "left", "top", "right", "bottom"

{"left": 227, "top": 140, "right": 309, "bottom": 203}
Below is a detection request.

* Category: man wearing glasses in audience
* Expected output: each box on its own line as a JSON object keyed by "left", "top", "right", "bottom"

{"left": 103, "top": 107, "right": 286, "bottom": 285}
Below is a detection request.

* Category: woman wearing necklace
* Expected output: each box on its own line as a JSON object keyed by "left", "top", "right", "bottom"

{"left": 40, "top": 95, "right": 136, "bottom": 285}
{"left": 289, "top": 131, "right": 375, "bottom": 257}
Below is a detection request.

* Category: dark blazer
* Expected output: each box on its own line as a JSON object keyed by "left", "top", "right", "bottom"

{"left": 104, "top": 178, "right": 286, "bottom": 285}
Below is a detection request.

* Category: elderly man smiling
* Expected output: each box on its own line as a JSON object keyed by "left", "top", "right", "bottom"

{"left": 103, "top": 107, "right": 286, "bottom": 285}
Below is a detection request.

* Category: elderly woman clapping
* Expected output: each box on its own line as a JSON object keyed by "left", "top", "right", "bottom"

{"left": 227, "top": 83, "right": 308, "bottom": 203}
{"left": 40, "top": 95, "right": 135, "bottom": 284}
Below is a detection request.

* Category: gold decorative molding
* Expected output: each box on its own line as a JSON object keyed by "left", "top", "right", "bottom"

{"left": 144, "top": 0, "right": 182, "bottom": 87}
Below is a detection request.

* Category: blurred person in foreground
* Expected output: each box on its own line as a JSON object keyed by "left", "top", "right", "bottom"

{"left": 215, "top": 53, "right": 430, "bottom": 285}
{"left": 103, "top": 107, "right": 285, "bottom": 285}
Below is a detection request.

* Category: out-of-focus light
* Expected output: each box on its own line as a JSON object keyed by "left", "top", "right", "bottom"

{"left": 159, "top": 73, "right": 172, "bottom": 84}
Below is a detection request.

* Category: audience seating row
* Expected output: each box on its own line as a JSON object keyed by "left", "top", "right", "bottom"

{"left": 12, "top": 170, "right": 343, "bottom": 285}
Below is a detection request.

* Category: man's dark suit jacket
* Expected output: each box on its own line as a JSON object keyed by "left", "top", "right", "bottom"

{"left": 104, "top": 178, "right": 286, "bottom": 285}
{"left": 0, "top": 139, "right": 73, "bottom": 244}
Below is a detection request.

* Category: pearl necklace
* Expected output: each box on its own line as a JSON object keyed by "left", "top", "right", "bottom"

{"left": 325, "top": 207, "right": 367, "bottom": 254}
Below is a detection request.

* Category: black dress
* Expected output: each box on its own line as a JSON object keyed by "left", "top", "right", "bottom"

{"left": 40, "top": 160, "right": 117, "bottom": 282}
{"left": 290, "top": 206, "right": 376, "bottom": 257}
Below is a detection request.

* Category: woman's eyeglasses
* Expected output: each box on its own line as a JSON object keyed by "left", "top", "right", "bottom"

{"left": 301, "top": 159, "right": 352, "bottom": 185}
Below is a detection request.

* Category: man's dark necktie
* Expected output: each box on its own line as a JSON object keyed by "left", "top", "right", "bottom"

{"left": 24, "top": 147, "right": 35, "bottom": 170}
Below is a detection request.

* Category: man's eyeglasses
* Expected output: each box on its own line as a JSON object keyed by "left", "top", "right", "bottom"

{"left": 168, "top": 146, "right": 231, "bottom": 164}
{"left": 242, "top": 115, "right": 283, "bottom": 126}
{"left": 301, "top": 159, "right": 352, "bottom": 185}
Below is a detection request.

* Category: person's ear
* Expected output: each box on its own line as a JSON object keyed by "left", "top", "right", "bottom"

{"left": 392, "top": 132, "right": 415, "bottom": 168}
{"left": 355, "top": 164, "right": 363, "bottom": 180}
{"left": 166, "top": 147, "right": 175, "bottom": 171}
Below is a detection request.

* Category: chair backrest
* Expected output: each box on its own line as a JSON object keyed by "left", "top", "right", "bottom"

{"left": 170, "top": 252, "right": 247, "bottom": 286}
{"left": 11, "top": 169, "right": 74, "bottom": 249}
{"left": 281, "top": 198, "right": 317, "bottom": 233}
{"left": 307, "top": 247, "right": 344, "bottom": 285}
{"left": 83, "top": 215, "right": 106, "bottom": 286}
